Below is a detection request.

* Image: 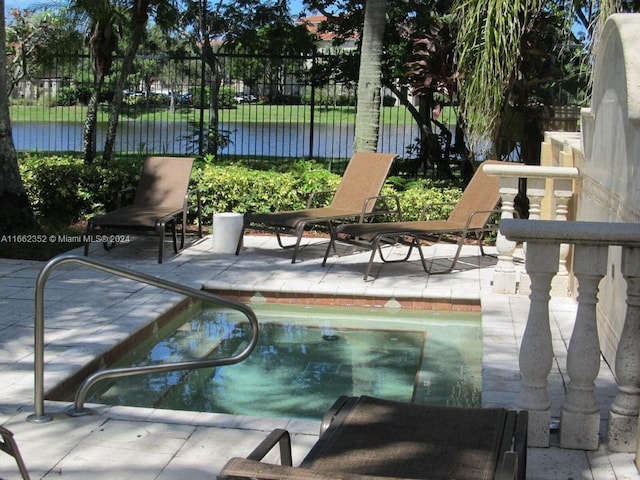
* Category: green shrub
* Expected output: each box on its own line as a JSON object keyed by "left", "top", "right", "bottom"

{"left": 19, "top": 154, "right": 142, "bottom": 226}
{"left": 397, "top": 179, "right": 462, "bottom": 221}
{"left": 18, "top": 154, "right": 462, "bottom": 230}
{"left": 55, "top": 86, "right": 82, "bottom": 106}
{"left": 19, "top": 154, "right": 88, "bottom": 226}
{"left": 191, "top": 161, "right": 341, "bottom": 223}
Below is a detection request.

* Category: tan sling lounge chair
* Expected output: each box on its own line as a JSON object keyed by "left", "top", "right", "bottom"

{"left": 323, "top": 160, "right": 505, "bottom": 279}
{"left": 84, "top": 156, "right": 195, "bottom": 263}
{"left": 219, "top": 395, "right": 528, "bottom": 480}
{"left": 236, "top": 152, "right": 398, "bottom": 263}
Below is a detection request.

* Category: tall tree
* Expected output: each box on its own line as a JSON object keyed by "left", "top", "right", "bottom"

{"left": 102, "top": 0, "right": 179, "bottom": 162}
{"left": 180, "top": 0, "right": 297, "bottom": 155}
{"left": 0, "top": 0, "right": 36, "bottom": 232}
{"left": 353, "top": 0, "right": 386, "bottom": 152}
{"left": 58, "top": 0, "right": 124, "bottom": 164}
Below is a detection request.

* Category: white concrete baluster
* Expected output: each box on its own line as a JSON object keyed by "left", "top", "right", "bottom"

{"left": 560, "top": 244, "right": 608, "bottom": 450}
{"left": 518, "top": 240, "right": 559, "bottom": 447}
{"left": 551, "top": 178, "right": 574, "bottom": 296}
{"left": 493, "top": 177, "right": 519, "bottom": 294}
{"left": 609, "top": 247, "right": 640, "bottom": 452}
{"left": 517, "top": 178, "right": 547, "bottom": 296}
{"left": 526, "top": 178, "right": 546, "bottom": 221}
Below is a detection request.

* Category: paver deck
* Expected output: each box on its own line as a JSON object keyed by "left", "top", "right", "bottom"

{"left": 0, "top": 233, "right": 637, "bottom": 479}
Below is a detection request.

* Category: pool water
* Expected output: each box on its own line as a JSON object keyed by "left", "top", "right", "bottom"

{"left": 82, "top": 302, "right": 482, "bottom": 420}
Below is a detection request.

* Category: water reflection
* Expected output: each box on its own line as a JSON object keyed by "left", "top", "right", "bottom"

{"left": 12, "top": 121, "right": 419, "bottom": 159}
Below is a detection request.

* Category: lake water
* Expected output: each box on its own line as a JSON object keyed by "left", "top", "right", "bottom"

{"left": 12, "top": 121, "right": 420, "bottom": 159}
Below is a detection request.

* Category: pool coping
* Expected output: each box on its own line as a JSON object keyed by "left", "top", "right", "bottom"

{"left": 203, "top": 286, "right": 481, "bottom": 312}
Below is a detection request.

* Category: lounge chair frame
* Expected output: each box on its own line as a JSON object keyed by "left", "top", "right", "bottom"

{"left": 0, "top": 426, "right": 30, "bottom": 480}
{"left": 84, "top": 156, "right": 196, "bottom": 263}
{"left": 236, "top": 152, "right": 398, "bottom": 263}
{"left": 322, "top": 160, "right": 504, "bottom": 279}
{"left": 219, "top": 395, "right": 528, "bottom": 480}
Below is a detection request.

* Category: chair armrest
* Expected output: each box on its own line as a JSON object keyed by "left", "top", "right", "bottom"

{"left": 116, "top": 187, "right": 136, "bottom": 208}
{"left": 358, "top": 195, "right": 402, "bottom": 222}
{"left": 245, "top": 428, "right": 292, "bottom": 466}
{"left": 218, "top": 457, "right": 396, "bottom": 480}
{"left": 464, "top": 208, "right": 502, "bottom": 229}
{"left": 419, "top": 201, "right": 456, "bottom": 221}
{"left": 495, "top": 451, "right": 518, "bottom": 480}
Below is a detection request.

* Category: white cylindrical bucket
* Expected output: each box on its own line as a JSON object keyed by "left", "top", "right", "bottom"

{"left": 212, "top": 212, "right": 244, "bottom": 254}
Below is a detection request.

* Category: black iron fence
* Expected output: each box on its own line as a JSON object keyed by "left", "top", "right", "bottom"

{"left": 11, "top": 51, "right": 458, "bottom": 172}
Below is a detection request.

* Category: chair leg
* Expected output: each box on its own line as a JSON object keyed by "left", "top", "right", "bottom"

{"left": 0, "top": 426, "right": 30, "bottom": 480}
{"left": 180, "top": 208, "right": 187, "bottom": 250}
{"left": 171, "top": 220, "right": 179, "bottom": 253}
{"left": 321, "top": 234, "right": 335, "bottom": 267}
{"left": 157, "top": 222, "right": 166, "bottom": 264}
{"left": 235, "top": 225, "right": 246, "bottom": 255}
{"left": 83, "top": 220, "right": 94, "bottom": 257}
{"left": 290, "top": 224, "right": 306, "bottom": 264}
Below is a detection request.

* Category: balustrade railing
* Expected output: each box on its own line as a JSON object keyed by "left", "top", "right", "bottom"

{"left": 500, "top": 219, "right": 640, "bottom": 453}
{"left": 483, "top": 163, "right": 579, "bottom": 296}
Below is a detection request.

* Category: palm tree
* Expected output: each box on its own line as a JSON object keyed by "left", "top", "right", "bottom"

{"left": 61, "top": 0, "right": 123, "bottom": 163}
{"left": 102, "top": 0, "right": 179, "bottom": 162}
{"left": 453, "top": 0, "right": 621, "bottom": 160}
{"left": 0, "top": 0, "right": 36, "bottom": 231}
{"left": 353, "top": 0, "right": 386, "bottom": 152}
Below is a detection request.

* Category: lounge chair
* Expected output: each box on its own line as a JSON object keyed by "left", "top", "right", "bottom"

{"left": 236, "top": 152, "right": 398, "bottom": 263}
{"left": 84, "top": 156, "right": 195, "bottom": 263}
{"left": 0, "top": 426, "right": 30, "bottom": 479}
{"left": 218, "top": 395, "right": 528, "bottom": 480}
{"left": 322, "top": 159, "right": 505, "bottom": 279}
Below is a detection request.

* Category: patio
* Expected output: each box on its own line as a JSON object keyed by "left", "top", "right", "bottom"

{"left": 0, "top": 233, "right": 637, "bottom": 479}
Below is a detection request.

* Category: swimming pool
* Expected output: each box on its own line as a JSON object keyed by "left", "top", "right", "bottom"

{"left": 69, "top": 302, "right": 482, "bottom": 420}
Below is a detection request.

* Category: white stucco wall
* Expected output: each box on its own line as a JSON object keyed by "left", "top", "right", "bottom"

{"left": 579, "top": 14, "right": 640, "bottom": 368}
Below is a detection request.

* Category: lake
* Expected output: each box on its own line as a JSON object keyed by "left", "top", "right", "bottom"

{"left": 12, "top": 121, "right": 420, "bottom": 159}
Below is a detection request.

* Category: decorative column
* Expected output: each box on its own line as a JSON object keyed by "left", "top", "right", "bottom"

{"left": 609, "top": 247, "right": 640, "bottom": 452}
{"left": 517, "top": 240, "right": 559, "bottom": 447}
{"left": 493, "top": 176, "right": 519, "bottom": 294}
{"left": 560, "top": 244, "right": 608, "bottom": 450}
{"left": 551, "top": 178, "right": 574, "bottom": 297}
{"left": 517, "top": 178, "right": 547, "bottom": 296}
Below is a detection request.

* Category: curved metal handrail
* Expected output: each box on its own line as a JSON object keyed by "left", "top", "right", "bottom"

{"left": 27, "top": 254, "right": 259, "bottom": 423}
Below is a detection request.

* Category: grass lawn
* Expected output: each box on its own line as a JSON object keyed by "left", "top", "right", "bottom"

{"left": 10, "top": 103, "right": 457, "bottom": 126}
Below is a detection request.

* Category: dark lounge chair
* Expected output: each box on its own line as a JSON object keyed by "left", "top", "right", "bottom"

{"left": 236, "top": 152, "right": 398, "bottom": 263}
{"left": 84, "top": 156, "right": 195, "bottom": 263}
{"left": 219, "top": 395, "right": 528, "bottom": 480}
{"left": 0, "top": 426, "right": 30, "bottom": 479}
{"left": 322, "top": 160, "right": 504, "bottom": 279}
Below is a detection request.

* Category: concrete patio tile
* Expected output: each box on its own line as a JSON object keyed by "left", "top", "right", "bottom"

{"left": 0, "top": 237, "right": 638, "bottom": 479}
{"left": 527, "top": 447, "right": 593, "bottom": 479}
{"left": 45, "top": 442, "right": 175, "bottom": 479}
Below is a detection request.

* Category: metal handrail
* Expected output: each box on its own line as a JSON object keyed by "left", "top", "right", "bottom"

{"left": 27, "top": 254, "right": 260, "bottom": 423}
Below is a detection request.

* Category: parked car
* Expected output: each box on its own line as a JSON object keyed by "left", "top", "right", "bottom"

{"left": 234, "top": 94, "right": 258, "bottom": 104}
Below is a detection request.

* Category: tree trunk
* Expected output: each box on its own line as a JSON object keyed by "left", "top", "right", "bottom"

{"left": 82, "top": 75, "right": 104, "bottom": 164}
{"left": 103, "top": 0, "right": 150, "bottom": 162}
{"left": 0, "top": 0, "right": 36, "bottom": 232}
{"left": 353, "top": 0, "right": 386, "bottom": 153}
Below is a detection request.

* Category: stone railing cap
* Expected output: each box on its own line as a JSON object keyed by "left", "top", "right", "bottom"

{"left": 501, "top": 219, "right": 640, "bottom": 247}
{"left": 483, "top": 163, "right": 579, "bottom": 179}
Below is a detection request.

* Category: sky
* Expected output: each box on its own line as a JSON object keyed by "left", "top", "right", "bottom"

{"left": 5, "top": 0, "right": 313, "bottom": 17}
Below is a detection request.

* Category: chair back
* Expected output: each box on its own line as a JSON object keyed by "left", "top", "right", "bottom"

{"left": 447, "top": 159, "right": 502, "bottom": 228}
{"left": 133, "top": 156, "right": 195, "bottom": 209}
{"left": 330, "top": 153, "right": 397, "bottom": 212}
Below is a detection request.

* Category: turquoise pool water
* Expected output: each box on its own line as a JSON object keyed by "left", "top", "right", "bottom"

{"left": 81, "top": 302, "right": 482, "bottom": 420}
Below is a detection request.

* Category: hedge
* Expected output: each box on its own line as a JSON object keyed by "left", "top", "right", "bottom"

{"left": 18, "top": 154, "right": 461, "bottom": 228}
